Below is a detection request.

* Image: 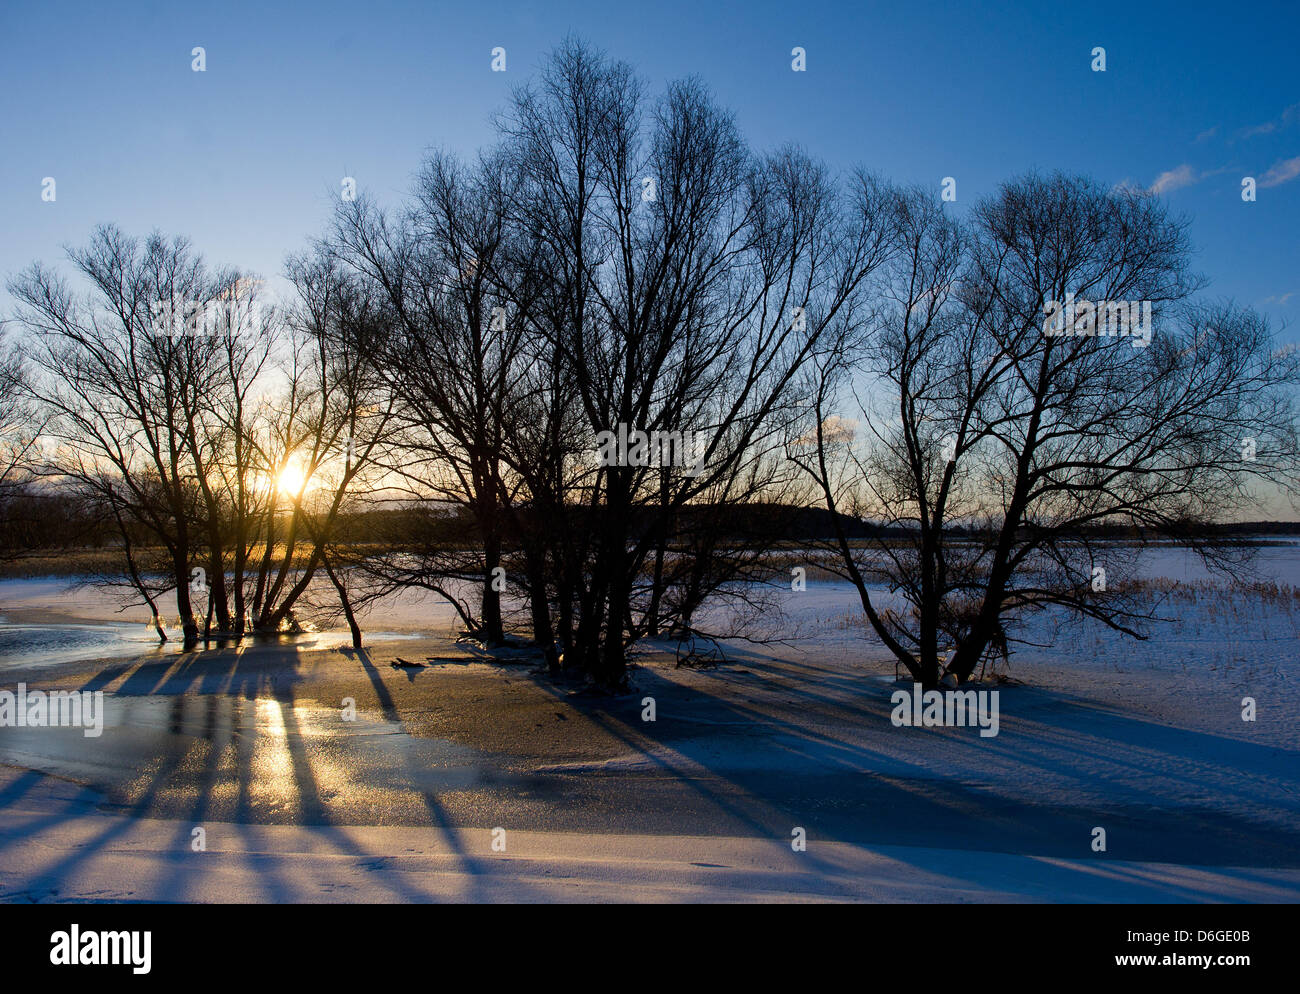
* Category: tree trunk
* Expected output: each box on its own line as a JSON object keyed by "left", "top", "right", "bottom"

{"left": 116, "top": 507, "right": 167, "bottom": 644}
{"left": 523, "top": 546, "right": 559, "bottom": 674}
{"left": 174, "top": 553, "right": 199, "bottom": 650}
{"left": 480, "top": 523, "right": 505, "bottom": 646}
{"left": 208, "top": 547, "right": 231, "bottom": 631}
{"left": 321, "top": 552, "right": 362, "bottom": 650}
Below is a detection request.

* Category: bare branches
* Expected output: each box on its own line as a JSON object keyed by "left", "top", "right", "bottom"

{"left": 801, "top": 172, "right": 1300, "bottom": 687}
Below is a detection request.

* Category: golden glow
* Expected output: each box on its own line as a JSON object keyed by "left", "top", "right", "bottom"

{"left": 275, "top": 460, "right": 313, "bottom": 497}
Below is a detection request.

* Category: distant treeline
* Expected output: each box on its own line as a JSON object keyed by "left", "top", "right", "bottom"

{"left": 3, "top": 488, "right": 1297, "bottom": 554}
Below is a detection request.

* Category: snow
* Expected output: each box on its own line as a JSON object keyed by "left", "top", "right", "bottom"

{"left": 2, "top": 542, "right": 1299, "bottom": 902}
{"left": 2, "top": 770, "right": 1295, "bottom": 903}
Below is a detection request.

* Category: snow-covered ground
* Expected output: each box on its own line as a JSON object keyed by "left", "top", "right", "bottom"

{"left": 4, "top": 769, "right": 1294, "bottom": 903}
{"left": 1, "top": 543, "right": 1299, "bottom": 903}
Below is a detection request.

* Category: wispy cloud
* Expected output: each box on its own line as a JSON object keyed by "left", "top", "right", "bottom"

{"left": 1260, "top": 155, "right": 1300, "bottom": 188}
{"left": 1149, "top": 164, "right": 1198, "bottom": 194}
{"left": 1238, "top": 102, "right": 1300, "bottom": 140}
{"left": 1194, "top": 126, "right": 1218, "bottom": 143}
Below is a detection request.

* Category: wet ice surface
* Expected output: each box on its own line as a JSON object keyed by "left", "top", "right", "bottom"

{"left": 0, "top": 621, "right": 422, "bottom": 671}
{"left": 0, "top": 694, "right": 523, "bottom": 827}
{"left": 0, "top": 622, "right": 174, "bottom": 669}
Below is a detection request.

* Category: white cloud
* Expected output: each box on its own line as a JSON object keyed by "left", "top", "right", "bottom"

{"left": 1238, "top": 102, "right": 1300, "bottom": 140}
{"left": 1259, "top": 155, "right": 1300, "bottom": 188}
{"left": 1149, "top": 164, "right": 1198, "bottom": 194}
{"left": 795, "top": 415, "right": 856, "bottom": 447}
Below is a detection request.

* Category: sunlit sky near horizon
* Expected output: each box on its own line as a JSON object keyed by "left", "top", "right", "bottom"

{"left": 1, "top": 0, "right": 1298, "bottom": 515}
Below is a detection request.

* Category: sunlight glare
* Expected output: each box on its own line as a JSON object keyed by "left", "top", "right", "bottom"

{"left": 276, "top": 461, "right": 312, "bottom": 497}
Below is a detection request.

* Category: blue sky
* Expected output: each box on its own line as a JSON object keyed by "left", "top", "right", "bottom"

{"left": 1, "top": 0, "right": 1297, "bottom": 332}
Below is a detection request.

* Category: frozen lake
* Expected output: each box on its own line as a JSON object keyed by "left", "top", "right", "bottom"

{"left": 3, "top": 539, "right": 1300, "bottom": 670}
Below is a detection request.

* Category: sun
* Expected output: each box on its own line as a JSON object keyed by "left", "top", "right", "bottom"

{"left": 275, "top": 461, "right": 313, "bottom": 496}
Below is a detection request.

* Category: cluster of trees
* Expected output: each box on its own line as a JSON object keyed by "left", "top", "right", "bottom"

{"left": 5, "top": 230, "right": 394, "bottom": 644}
{"left": 3, "top": 39, "right": 1297, "bottom": 688}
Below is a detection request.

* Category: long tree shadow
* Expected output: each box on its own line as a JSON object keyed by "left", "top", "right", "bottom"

{"left": 518, "top": 645, "right": 1300, "bottom": 872}
{"left": 1, "top": 645, "right": 561, "bottom": 902}
{"left": 344, "top": 646, "right": 494, "bottom": 901}
{"left": 8, "top": 635, "right": 1299, "bottom": 901}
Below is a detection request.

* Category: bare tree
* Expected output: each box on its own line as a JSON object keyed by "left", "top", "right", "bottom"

{"left": 493, "top": 39, "right": 897, "bottom": 686}
{"left": 8, "top": 226, "right": 392, "bottom": 646}
{"left": 9, "top": 227, "right": 237, "bottom": 646}
{"left": 0, "top": 330, "right": 45, "bottom": 558}
{"left": 177, "top": 275, "right": 277, "bottom": 635}
{"left": 246, "top": 255, "right": 397, "bottom": 637}
{"left": 326, "top": 149, "right": 533, "bottom": 648}
{"left": 797, "top": 173, "right": 1300, "bottom": 688}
